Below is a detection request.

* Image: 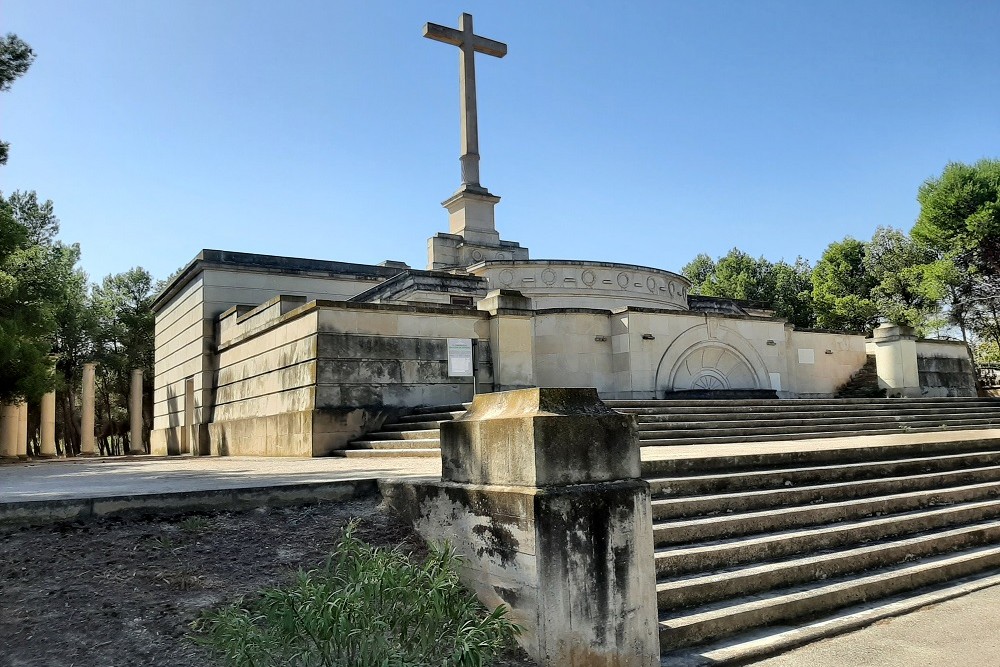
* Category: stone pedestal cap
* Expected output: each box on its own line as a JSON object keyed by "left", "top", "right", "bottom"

{"left": 477, "top": 289, "right": 532, "bottom": 315}
{"left": 873, "top": 323, "right": 917, "bottom": 341}
{"left": 441, "top": 387, "right": 639, "bottom": 487}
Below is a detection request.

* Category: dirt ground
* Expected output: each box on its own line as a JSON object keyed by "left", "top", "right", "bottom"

{"left": 0, "top": 499, "right": 535, "bottom": 667}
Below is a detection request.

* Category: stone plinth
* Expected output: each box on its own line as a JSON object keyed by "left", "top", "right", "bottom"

{"left": 384, "top": 387, "right": 659, "bottom": 667}
{"left": 873, "top": 323, "right": 920, "bottom": 398}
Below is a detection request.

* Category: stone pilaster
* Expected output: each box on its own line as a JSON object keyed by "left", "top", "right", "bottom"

{"left": 40, "top": 392, "right": 57, "bottom": 457}
{"left": 478, "top": 289, "right": 535, "bottom": 391}
{"left": 80, "top": 362, "right": 97, "bottom": 455}
{"left": 384, "top": 387, "right": 659, "bottom": 667}
{"left": 129, "top": 369, "right": 145, "bottom": 454}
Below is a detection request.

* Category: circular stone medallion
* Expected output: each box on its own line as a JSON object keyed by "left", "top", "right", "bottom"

{"left": 617, "top": 272, "right": 630, "bottom": 289}
{"left": 581, "top": 269, "right": 597, "bottom": 287}
{"left": 499, "top": 269, "right": 515, "bottom": 286}
{"left": 541, "top": 268, "right": 557, "bottom": 286}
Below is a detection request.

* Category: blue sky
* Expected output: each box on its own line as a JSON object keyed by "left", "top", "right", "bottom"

{"left": 2, "top": 1, "right": 998, "bottom": 283}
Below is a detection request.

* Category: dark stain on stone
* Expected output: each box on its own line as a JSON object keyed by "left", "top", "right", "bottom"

{"left": 472, "top": 517, "right": 519, "bottom": 565}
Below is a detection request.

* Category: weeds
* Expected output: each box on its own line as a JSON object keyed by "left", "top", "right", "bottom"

{"left": 179, "top": 516, "right": 211, "bottom": 533}
{"left": 193, "top": 521, "right": 518, "bottom": 666}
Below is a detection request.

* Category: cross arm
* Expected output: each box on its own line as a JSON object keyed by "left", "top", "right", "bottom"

{"left": 472, "top": 35, "right": 507, "bottom": 58}
{"left": 423, "top": 22, "right": 462, "bottom": 47}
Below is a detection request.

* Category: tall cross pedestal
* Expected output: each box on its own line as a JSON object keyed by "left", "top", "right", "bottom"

{"left": 424, "top": 13, "right": 518, "bottom": 257}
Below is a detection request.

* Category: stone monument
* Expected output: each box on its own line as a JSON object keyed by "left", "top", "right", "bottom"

{"left": 424, "top": 13, "right": 529, "bottom": 270}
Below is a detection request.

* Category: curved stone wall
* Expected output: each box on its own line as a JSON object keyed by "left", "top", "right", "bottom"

{"left": 469, "top": 260, "right": 691, "bottom": 311}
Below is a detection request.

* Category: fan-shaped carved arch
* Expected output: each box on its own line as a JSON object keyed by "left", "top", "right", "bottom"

{"left": 654, "top": 322, "right": 772, "bottom": 395}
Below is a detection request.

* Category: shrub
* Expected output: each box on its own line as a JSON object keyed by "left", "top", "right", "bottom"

{"left": 194, "top": 522, "right": 518, "bottom": 667}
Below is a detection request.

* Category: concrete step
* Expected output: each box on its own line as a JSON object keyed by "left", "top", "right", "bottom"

{"left": 636, "top": 409, "right": 1000, "bottom": 428}
{"left": 656, "top": 520, "right": 1000, "bottom": 611}
{"left": 607, "top": 398, "right": 1000, "bottom": 410}
{"left": 641, "top": 437, "right": 1000, "bottom": 477}
{"left": 379, "top": 420, "right": 445, "bottom": 431}
{"left": 655, "top": 499, "right": 1000, "bottom": 576}
{"left": 650, "top": 465, "right": 1000, "bottom": 520}
{"left": 406, "top": 403, "right": 470, "bottom": 415}
{"left": 640, "top": 426, "right": 1000, "bottom": 448}
{"left": 657, "top": 543, "right": 1000, "bottom": 650}
{"left": 340, "top": 438, "right": 441, "bottom": 450}
{"left": 394, "top": 410, "right": 465, "bottom": 424}
{"left": 332, "top": 447, "right": 440, "bottom": 458}
{"left": 355, "top": 429, "right": 439, "bottom": 441}
{"left": 639, "top": 418, "right": 1000, "bottom": 442}
{"left": 652, "top": 479, "right": 1000, "bottom": 545}
{"left": 647, "top": 450, "right": 1000, "bottom": 497}
{"left": 658, "top": 570, "right": 1000, "bottom": 666}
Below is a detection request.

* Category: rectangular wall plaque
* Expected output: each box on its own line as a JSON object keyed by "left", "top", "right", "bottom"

{"left": 447, "top": 338, "right": 474, "bottom": 377}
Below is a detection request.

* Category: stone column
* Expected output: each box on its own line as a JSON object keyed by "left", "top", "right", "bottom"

{"left": 873, "top": 323, "right": 920, "bottom": 398}
{"left": 80, "top": 362, "right": 97, "bottom": 455}
{"left": 477, "top": 289, "right": 536, "bottom": 391}
{"left": 40, "top": 391, "right": 57, "bottom": 457}
{"left": 384, "top": 387, "right": 659, "bottom": 667}
{"left": 16, "top": 402, "right": 28, "bottom": 459}
{"left": 128, "top": 369, "right": 145, "bottom": 454}
{"left": 0, "top": 404, "right": 18, "bottom": 459}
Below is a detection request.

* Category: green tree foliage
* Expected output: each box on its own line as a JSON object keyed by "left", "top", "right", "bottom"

{"left": 0, "top": 191, "right": 75, "bottom": 403}
{"left": 90, "top": 268, "right": 156, "bottom": 453}
{"left": 863, "top": 227, "right": 947, "bottom": 334}
{"left": 196, "top": 523, "right": 518, "bottom": 667}
{"left": 0, "top": 33, "right": 36, "bottom": 165}
{"left": 811, "top": 237, "right": 879, "bottom": 333}
{"left": 912, "top": 159, "right": 1000, "bottom": 345}
{"left": 682, "top": 249, "right": 815, "bottom": 327}
{"left": 913, "top": 159, "right": 1000, "bottom": 274}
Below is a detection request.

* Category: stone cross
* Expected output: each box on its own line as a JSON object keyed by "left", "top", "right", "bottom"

{"left": 423, "top": 13, "right": 506, "bottom": 192}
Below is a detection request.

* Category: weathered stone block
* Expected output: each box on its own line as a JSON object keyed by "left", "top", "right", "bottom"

{"left": 441, "top": 387, "right": 639, "bottom": 487}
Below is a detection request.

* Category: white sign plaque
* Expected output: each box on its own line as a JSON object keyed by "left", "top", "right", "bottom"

{"left": 447, "top": 338, "right": 474, "bottom": 377}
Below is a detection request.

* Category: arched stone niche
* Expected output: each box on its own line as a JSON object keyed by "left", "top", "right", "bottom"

{"left": 655, "top": 322, "right": 771, "bottom": 395}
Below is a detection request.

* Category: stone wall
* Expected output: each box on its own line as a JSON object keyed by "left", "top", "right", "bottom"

{"left": 784, "top": 328, "right": 869, "bottom": 397}
{"left": 202, "top": 297, "right": 492, "bottom": 456}
{"left": 151, "top": 251, "right": 403, "bottom": 455}
{"left": 916, "top": 340, "right": 977, "bottom": 397}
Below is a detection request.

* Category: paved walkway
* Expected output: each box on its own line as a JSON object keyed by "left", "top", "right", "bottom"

{"left": 0, "top": 455, "right": 440, "bottom": 503}
{"left": 749, "top": 583, "right": 1000, "bottom": 666}
{"left": 3, "top": 428, "right": 999, "bottom": 503}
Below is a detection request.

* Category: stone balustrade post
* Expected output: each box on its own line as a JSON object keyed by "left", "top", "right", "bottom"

{"left": 385, "top": 387, "right": 659, "bottom": 666}
{"left": 40, "top": 391, "right": 57, "bottom": 457}
{"left": 129, "top": 369, "right": 145, "bottom": 454}
{"left": 80, "top": 362, "right": 97, "bottom": 456}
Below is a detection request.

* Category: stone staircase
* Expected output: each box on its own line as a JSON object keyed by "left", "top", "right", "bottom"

{"left": 337, "top": 397, "right": 1000, "bottom": 456}
{"left": 332, "top": 404, "right": 468, "bottom": 457}
{"left": 608, "top": 397, "right": 1000, "bottom": 447}
{"left": 648, "top": 435, "right": 1000, "bottom": 665}
{"left": 834, "top": 353, "right": 885, "bottom": 398}
{"left": 346, "top": 396, "right": 1000, "bottom": 661}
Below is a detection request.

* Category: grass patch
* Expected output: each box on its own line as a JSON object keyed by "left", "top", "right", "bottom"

{"left": 193, "top": 521, "right": 518, "bottom": 666}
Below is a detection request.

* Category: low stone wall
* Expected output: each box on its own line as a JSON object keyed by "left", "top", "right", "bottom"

{"left": 916, "top": 340, "right": 976, "bottom": 397}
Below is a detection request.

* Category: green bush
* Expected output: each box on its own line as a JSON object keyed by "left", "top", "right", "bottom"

{"left": 194, "top": 522, "right": 518, "bottom": 667}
